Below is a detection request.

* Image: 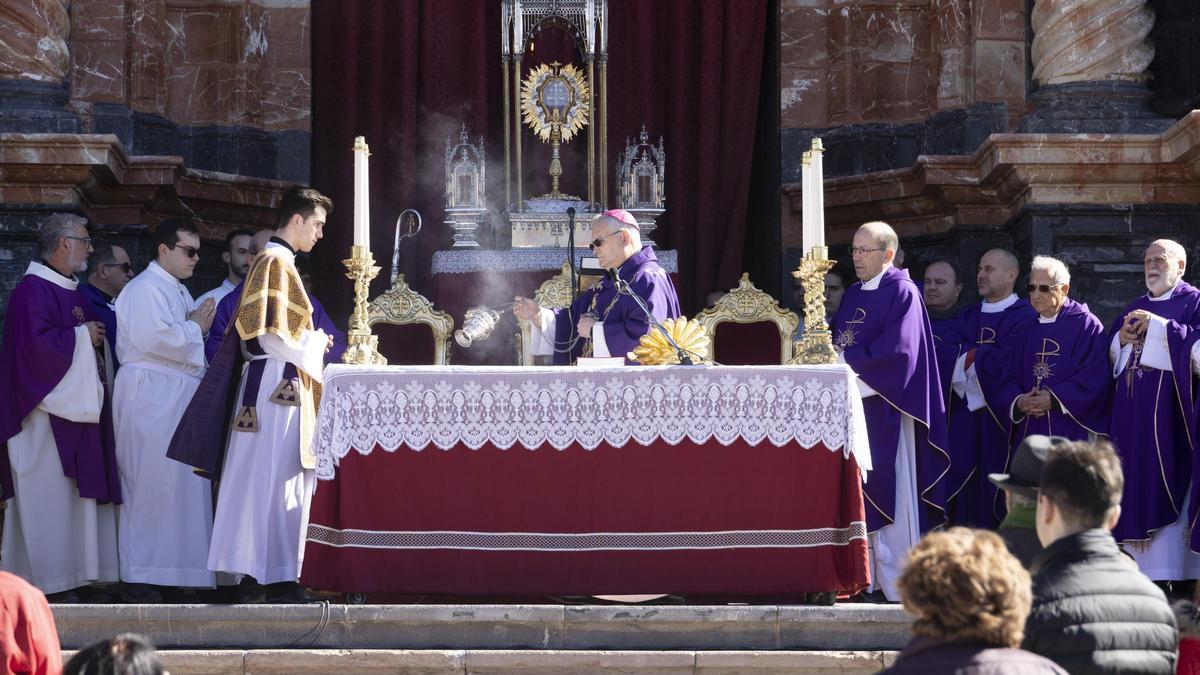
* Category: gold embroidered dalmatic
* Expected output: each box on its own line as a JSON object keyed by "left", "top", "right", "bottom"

{"left": 234, "top": 249, "right": 322, "bottom": 469}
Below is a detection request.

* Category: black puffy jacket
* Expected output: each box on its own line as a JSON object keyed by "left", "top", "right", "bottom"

{"left": 1021, "top": 529, "right": 1178, "bottom": 674}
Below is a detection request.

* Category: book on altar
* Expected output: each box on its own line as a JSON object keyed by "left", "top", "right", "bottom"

{"left": 575, "top": 357, "right": 625, "bottom": 369}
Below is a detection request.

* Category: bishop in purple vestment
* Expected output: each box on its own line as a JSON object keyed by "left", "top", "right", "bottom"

{"left": 997, "top": 257, "right": 1110, "bottom": 446}
{"left": 516, "top": 210, "right": 680, "bottom": 365}
{"left": 1107, "top": 240, "right": 1200, "bottom": 577}
{"left": 832, "top": 222, "right": 950, "bottom": 600}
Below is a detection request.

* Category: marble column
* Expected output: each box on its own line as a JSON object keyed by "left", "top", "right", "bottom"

{"left": 0, "top": 0, "right": 79, "bottom": 132}
{"left": 1021, "top": 0, "right": 1167, "bottom": 133}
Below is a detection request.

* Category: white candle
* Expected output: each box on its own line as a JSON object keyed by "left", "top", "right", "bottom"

{"left": 801, "top": 151, "right": 815, "bottom": 252}
{"left": 810, "top": 138, "right": 825, "bottom": 250}
{"left": 353, "top": 136, "right": 370, "bottom": 249}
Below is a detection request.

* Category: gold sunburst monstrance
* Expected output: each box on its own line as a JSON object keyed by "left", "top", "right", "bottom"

{"left": 521, "top": 62, "right": 591, "bottom": 199}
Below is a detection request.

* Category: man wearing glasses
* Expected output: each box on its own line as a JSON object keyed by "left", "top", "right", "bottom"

{"left": 1105, "top": 239, "right": 1200, "bottom": 584}
{"left": 80, "top": 243, "right": 134, "bottom": 370}
{"left": 112, "top": 217, "right": 217, "bottom": 602}
{"left": 514, "top": 208, "right": 680, "bottom": 365}
{"left": 830, "top": 220, "right": 950, "bottom": 602}
{"left": 996, "top": 255, "right": 1109, "bottom": 447}
{"left": 0, "top": 213, "right": 121, "bottom": 601}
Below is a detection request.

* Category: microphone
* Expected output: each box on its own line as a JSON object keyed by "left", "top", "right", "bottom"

{"left": 608, "top": 268, "right": 694, "bottom": 366}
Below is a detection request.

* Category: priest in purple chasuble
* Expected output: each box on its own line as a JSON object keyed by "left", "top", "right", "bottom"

{"left": 831, "top": 221, "right": 950, "bottom": 601}
{"left": 170, "top": 187, "right": 332, "bottom": 599}
{"left": 996, "top": 256, "right": 1110, "bottom": 450}
{"left": 1106, "top": 240, "right": 1200, "bottom": 579}
{"left": 0, "top": 213, "right": 120, "bottom": 596}
{"left": 516, "top": 209, "right": 680, "bottom": 365}
{"left": 945, "top": 249, "right": 1038, "bottom": 528}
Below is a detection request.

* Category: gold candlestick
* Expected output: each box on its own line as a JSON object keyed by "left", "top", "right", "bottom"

{"left": 790, "top": 245, "right": 838, "bottom": 365}
{"left": 342, "top": 245, "right": 387, "bottom": 365}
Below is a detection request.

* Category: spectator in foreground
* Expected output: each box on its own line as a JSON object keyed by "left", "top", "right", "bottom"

{"left": 64, "top": 633, "right": 164, "bottom": 675}
{"left": 882, "top": 527, "right": 1065, "bottom": 673}
{"left": 987, "top": 434, "right": 1066, "bottom": 568}
{"left": 0, "top": 571, "right": 62, "bottom": 675}
{"left": 1023, "top": 439, "right": 1178, "bottom": 674}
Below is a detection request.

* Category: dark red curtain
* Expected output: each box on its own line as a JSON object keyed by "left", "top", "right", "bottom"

{"left": 310, "top": 0, "right": 770, "bottom": 322}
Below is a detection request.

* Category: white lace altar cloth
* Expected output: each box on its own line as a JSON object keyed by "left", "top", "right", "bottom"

{"left": 313, "top": 364, "right": 871, "bottom": 481}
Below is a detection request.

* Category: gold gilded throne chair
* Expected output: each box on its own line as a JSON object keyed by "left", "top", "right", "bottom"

{"left": 368, "top": 274, "right": 455, "bottom": 365}
{"left": 694, "top": 273, "right": 800, "bottom": 365}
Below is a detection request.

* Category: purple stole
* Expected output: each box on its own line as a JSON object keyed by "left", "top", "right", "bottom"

{"left": 0, "top": 272, "right": 121, "bottom": 503}
{"left": 831, "top": 266, "right": 950, "bottom": 533}
{"left": 1107, "top": 282, "right": 1200, "bottom": 543}
{"left": 947, "top": 299, "right": 1038, "bottom": 527}
{"left": 998, "top": 299, "right": 1110, "bottom": 444}
{"left": 553, "top": 246, "right": 681, "bottom": 365}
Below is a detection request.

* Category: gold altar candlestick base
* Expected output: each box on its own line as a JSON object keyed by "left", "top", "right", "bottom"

{"left": 342, "top": 245, "right": 387, "bottom": 365}
{"left": 790, "top": 245, "right": 838, "bottom": 365}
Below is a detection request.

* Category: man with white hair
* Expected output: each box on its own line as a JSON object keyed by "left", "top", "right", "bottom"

{"left": 0, "top": 213, "right": 120, "bottom": 600}
{"left": 996, "top": 256, "right": 1109, "bottom": 446}
{"left": 1107, "top": 239, "right": 1200, "bottom": 581}
{"left": 831, "top": 221, "right": 951, "bottom": 601}
{"left": 515, "top": 208, "right": 680, "bottom": 364}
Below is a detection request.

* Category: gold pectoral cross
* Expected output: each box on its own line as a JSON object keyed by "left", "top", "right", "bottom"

{"left": 1032, "top": 337, "right": 1060, "bottom": 389}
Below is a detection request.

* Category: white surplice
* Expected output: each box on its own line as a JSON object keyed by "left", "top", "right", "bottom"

{"left": 207, "top": 243, "right": 327, "bottom": 584}
{"left": 1, "top": 263, "right": 120, "bottom": 594}
{"left": 195, "top": 278, "right": 238, "bottom": 310}
{"left": 113, "top": 261, "right": 215, "bottom": 587}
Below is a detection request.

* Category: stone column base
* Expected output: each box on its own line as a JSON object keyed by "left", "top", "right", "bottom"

{"left": 1019, "top": 81, "right": 1171, "bottom": 134}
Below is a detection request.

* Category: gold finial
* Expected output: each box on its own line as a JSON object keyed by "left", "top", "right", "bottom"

{"left": 353, "top": 136, "right": 371, "bottom": 156}
{"left": 802, "top": 150, "right": 811, "bottom": 165}
{"left": 811, "top": 137, "right": 824, "bottom": 152}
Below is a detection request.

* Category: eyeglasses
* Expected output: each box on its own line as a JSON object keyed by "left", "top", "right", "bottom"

{"left": 102, "top": 262, "right": 133, "bottom": 274}
{"left": 589, "top": 231, "right": 622, "bottom": 251}
{"left": 63, "top": 235, "right": 93, "bottom": 247}
{"left": 172, "top": 244, "right": 200, "bottom": 259}
{"left": 1026, "top": 283, "right": 1064, "bottom": 294}
{"left": 848, "top": 246, "right": 884, "bottom": 257}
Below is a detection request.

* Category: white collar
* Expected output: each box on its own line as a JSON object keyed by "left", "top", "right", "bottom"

{"left": 1147, "top": 281, "right": 1179, "bottom": 302}
{"left": 860, "top": 264, "right": 891, "bottom": 291}
{"left": 981, "top": 293, "right": 1018, "bottom": 314}
{"left": 220, "top": 278, "right": 238, "bottom": 291}
{"left": 25, "top": 261, "right": 78, "bottom": 290}
{"left": 1038, "top": 310, "right": 1060, "bottom": 324}
{"left": 148, "top": 260, "right": 183, "bottom": 288}
{"left": 264, "top": 241, "right": 296, "bottom": 262}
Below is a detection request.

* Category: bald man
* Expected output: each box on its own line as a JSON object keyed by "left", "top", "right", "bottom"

{"left": 945, "top": 249, "right": 1037, "bottom": 528}
{"left": 831, "top": 221, "right": 950, "bottom": 600}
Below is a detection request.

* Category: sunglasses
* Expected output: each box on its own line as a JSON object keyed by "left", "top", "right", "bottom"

{"left": 102, "top": 262, "right": 133, "bottom": 274}
{"left": 589, "top": 231, "right": 622, "bottom": 251}
{"left": 173, "top": 244, "right": 200, "bottom": 259}
{"left": 1026, "top": 283, "right": 1064, "bottom": 294}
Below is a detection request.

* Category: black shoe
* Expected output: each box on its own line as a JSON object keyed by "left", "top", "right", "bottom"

{"left": 120, "top": 583, "right": 163, "bottom": 604}
{"left": 46, "top": 589, "right": 80, "bottom": 604}
{"left": 267, "top": 584, "right": 321, "bottom": 604}
{"left": 234, "top": 579, "right": 267, "bottom": 604}
{"left": 75, "top": 585, "right": 119, "bottom": 603}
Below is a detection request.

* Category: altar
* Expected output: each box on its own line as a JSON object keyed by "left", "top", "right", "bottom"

{"left": 300, "top": 363, "right": 872, "bottom": 597}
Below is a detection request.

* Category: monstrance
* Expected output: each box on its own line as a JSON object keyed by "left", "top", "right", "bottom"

{"left": 521, "top": 62, "right": 591, "bottom": 200}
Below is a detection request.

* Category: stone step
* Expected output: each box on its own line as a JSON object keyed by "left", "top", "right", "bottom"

{"left": 61, "top": 648, "right": 900, "bottom": 674}
{"left": 52, "top": 603, "right": 911, "bottom": 652}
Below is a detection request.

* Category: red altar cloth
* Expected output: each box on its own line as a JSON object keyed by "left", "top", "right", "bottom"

{"left": 300, "top": 364, "right": 871, "bottom": 596}
{"left": 303, "top": 436, "right": 867, "bottom": 595}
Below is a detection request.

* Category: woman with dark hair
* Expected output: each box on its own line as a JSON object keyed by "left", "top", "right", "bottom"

{"left": 882, "top": 527, "right": 1066, "bottom": 674}
{"left": 64, "top": 634, "right": 164, "bottom": 675}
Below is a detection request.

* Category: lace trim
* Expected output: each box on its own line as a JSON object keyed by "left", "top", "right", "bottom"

{"left": 431, "top": 249, "right": 678, "bottom": 274}
{"left": 313, "top": 364, "right": 870, "bottom": 480}
{"left": 306, "top": 523, "right": 868, "bottom": 551}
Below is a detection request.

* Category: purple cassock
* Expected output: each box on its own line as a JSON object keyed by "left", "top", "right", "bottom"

{"left": 552, "top": 246, "right": 680, "bottom": 365}
{"left": 997, "top": 298, "right": 1110, "bottom": 444}
{"left": 831, "top": 266, "right": 951, "bottom": 534}
{"left": 204, "top": 279, "right": 346, "bottom": 364}
{"left": 946, "top": 299, "right": 1038, "bottom": 527}
{"left": 0, "top": 269, "right": 121, "bottom": 503}
{"left": 1107, "top": 282, "right": 1200, "bottom": 545}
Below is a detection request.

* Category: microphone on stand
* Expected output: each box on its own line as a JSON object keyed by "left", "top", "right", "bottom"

{"left": 606, "top": 269, "right": 694, "bottom": 366}
{"left": 566, "top": 207, "right": 578, "bottom": 301}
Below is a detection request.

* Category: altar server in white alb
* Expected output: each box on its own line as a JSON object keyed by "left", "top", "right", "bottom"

{"left": 0, "top": 214, "right": 121, "bottom": 600}
{"left": 113, "top": 217, "right": 216, "bottom": 602}
{"left": 171, "top": 187, "right": 333, "bottom": 602}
